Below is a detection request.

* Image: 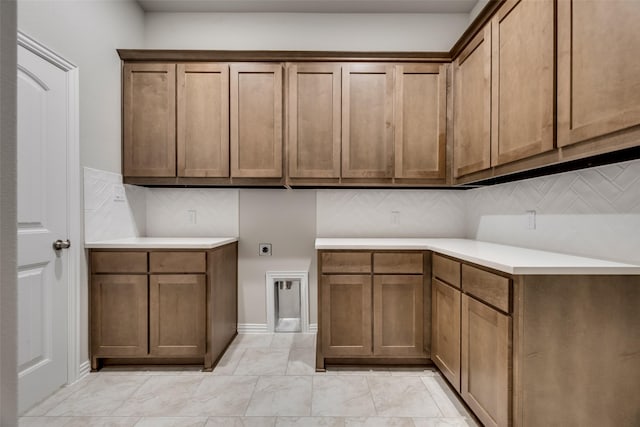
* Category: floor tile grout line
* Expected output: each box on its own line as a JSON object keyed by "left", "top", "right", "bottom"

{"left": 419, "top": 376, "right": 446, "bottom": 418}
{"left": 364, "top": 375, "right": 381, "bottom": 417}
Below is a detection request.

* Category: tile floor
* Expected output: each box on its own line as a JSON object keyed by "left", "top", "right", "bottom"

{"left": 20, "top": 334, "right": 478, "bottom": 427}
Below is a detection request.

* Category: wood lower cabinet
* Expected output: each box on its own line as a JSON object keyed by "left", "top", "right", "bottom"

{"left": 557, "top": 0, "right": 640, "bottom": 149}
{"left": 321, "top": 274, "right": 373, "bottom": 357}
{"left": 461, "top": 294, "right": 510, "bottom": 427}
{"left": 431, "top": 278, "right": 461, "bottom": 392}
{"left": 230, "top": 63, "right": 283, "bottom": 178}
{"left": 317, "top": 250, "right": 428, "bottom": 368}
{"left": 90, "top": 243, "right": 238, "bottom": 371}
{"left": 373, "top": 275, "right": 423, "bottom": 356}
{"left": 91, "top": 274, "right": 148, "bottom": 357}
{"left": 149, "top": 274, "right": 206, "bottom": 357}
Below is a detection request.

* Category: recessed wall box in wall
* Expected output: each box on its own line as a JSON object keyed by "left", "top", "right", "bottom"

{"left": 259, "top": 243, "right": 272, "bottom": 256}
{"left": 112, "top": 184, "right": 125, "bottom": 202}
{"left": 526, "top": 210, "right": 536, "bottom": 230}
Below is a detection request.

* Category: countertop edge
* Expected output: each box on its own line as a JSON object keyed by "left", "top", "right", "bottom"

{"left": 85, "top": 237, "right": 238, "bottom": 250}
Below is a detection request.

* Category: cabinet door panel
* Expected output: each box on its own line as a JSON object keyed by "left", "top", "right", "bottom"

{"left": 342, "top": 64, "right": 394, "bottom": 178}
{"left": 491, "top": 0, "right": 554, "bottom": 166}
{"left": 150, "top": 274, "right": 206, "bottom": 357}
{"left": 230, "top": 64, "right": 283, "bottom": 178}
{"left": 558, "top": 0, "right": 640, "bottom": 147}
{"left": 91, "top": 275, "right": 148, "bottom": 357}
{"left": 461, "top": 294, "right": 510, "bottom": 427}
{"left": 288, "top": 63, "right": 341, "bottom": 178}
{"left": 123, "top": 63, "right": 176, "bottom": 177}
{"left": 395, "top": 64, "right": 446, "bottom": 179}
{"left": 373, "top": 275, "right": 424, "bottom": 356}
{"left": 177, "top": 63, "right": 229, "bottom": 177}
{"left": 453, "top": 26, "right": 492, "bottom": 178}
{"left": 321, "top": 274, "right": 372, "bottom": 357}
{"left": 432, "top": 279, "right": 461, "bottom": 392}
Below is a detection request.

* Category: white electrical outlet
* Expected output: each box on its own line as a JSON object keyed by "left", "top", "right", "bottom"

{"left": 526, "top": 210, "right": 536, "bottom": 230}
{"left": 113, "top": 184, "right": 125, "bottom": 202}
{"left": 187, "top": 210, "right": 197, "bottom": 224}
{"left": 259, "top": 243, "right": 272, "bottom": 256}
{"left": 391, "top": 210, "right": 401, "bottom": 226}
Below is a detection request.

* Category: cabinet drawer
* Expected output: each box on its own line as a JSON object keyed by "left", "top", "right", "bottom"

{"left": 150, "top": 251, "right": 206, "bottom": 273}
{"left": 461, "top": 264, "right": 510, "bottom": 313}
{"left": 321, "top": 252, "right": 371, "bottom": 273}
{"left": 374, "top": 252, "right": 423, "bottom": 274}
{"left": 92, "top": 251, "right": 147, "bottom": 273}
{"left": 432, "top": 254, "right": 461, "bottom": 288}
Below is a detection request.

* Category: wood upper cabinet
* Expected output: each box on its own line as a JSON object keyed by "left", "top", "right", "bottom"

{"left": 394, "top": 64, "right": 446, "bottom": 179}
{"left": 288, "top": 63, "right": 341, "bottom": 178}
{"left": 123, "top": 63, "right": 176, "bottom": 177}
{"left": 558, "top": 0, "right": 640, "bottom": 148}
{"left": 453, "top": 25, "right": 492, "bottom": 178}
{"left": 230, "top": 63, "right": 283, "bottom": 178}
{"left": 91, "top": 274, "right": 148, "bottom": 357}
{"left": 461, "top": 294, "right": 510, "bottom": 427}
{"left": 342, "top": 64, "right": 394, "bottom": 178}
{"left": 491, "top": 0, "right": 554, "bottom": 166}
{"left": 373, "top": 275, "right": 424, "bottom": 356}
{"left": 321, "top": 274, "right": 373, "bottom": 357}
{"left": 177, "top": 64, "right": 229, "bottom": 177}
{"left": 149, "top": 274, "right": 206, "bottom": 357}
{"left": 432, "top": 279, "right": 461, "bottom": 392}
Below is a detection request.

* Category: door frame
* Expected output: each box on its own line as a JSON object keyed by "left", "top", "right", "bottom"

{"left": 17, "top": 32, "right": 83, "bottom": 385}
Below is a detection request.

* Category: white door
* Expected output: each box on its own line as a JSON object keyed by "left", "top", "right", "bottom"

{"left": 17, "top": 44, "right": 69, "bottom": 413}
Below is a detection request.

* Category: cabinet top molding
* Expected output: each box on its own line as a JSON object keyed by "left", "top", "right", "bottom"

{"left": 117, "top": 49, "right": 452, "bottom": 63}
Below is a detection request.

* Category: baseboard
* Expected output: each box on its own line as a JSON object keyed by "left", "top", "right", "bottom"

{"left": 237, "top": 323, "right": 269, "bottom": 333}
{"left": 309, "top": 323, "right": 318, "bottom": 333}
{"left": 74, "top": 360, "right": 91, "bottom": 383}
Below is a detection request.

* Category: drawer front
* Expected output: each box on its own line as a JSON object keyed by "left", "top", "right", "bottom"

{"left": 432, "top": 254, "right": 461, "bottom": 288}
{"left": 321, "top": 251, "right": 372, "bottom": 274}
{"left": 92, "top": 251, "right": 147, "bottom": 273}
{"left": 150, "top": 251, "right": 207, "bottom": 273}
{"left": 461, "top": 264, "right": 510, "bottom": 313}
{"left": 374, "top": 252, "right": 423, "bottom": 274}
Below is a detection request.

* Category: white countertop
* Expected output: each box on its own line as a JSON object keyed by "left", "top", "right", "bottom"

{"left": 315, "top": 238, "right": 640, "bottom": 275}
{"left": 85, "top": 237, "right": 238, "bottom": 249}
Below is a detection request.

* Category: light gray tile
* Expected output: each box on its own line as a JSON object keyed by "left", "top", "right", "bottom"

{"left": 205, "top": 417, "right": 276, "bottom": 427}
{"left": 387, "top": 368, "right": 438, "bottom": 377}
{"left": 311, "top": 376, "right": 376, "bottom": 417}
{"left": 234, "top": 348, "right": 290, "bottom": 376}
{"left": 24, "top": 375, "right": 97, "bottom": 416}
{"left": 179, "top": 376, "right": 258, "bottom": 416}
{"left": 246, "top": 376, "right": 312, "bottom": 416}
{"left": 411, "top": 418, "right": 471, "bottom": 427}
{"left": 421, "top": 377, "right": 463, "bottom": 417}
{"left": 286, "top": 348, "right": 315, "bottom": 376}
{"left": 213, "top": 346, "right": 246, "bottom": 376}
{"left": 324, "top": 367, "right": 390, "bottom": 376}
{"left": 229, "top": 334, "right": 274, "bottom": 349}
{"left": 367, "top": 377, "right": 441, "bottom": 417}
{"left": 271, "top": 334, "right": 316, "bottom": 349}
{"left": 275, "top": 417, "right": 345, "bottom": 427}
{"left": 20, "top": 417, "right": 140, "bottom": 427}
{"left": 47, "top": 376, "right": 149, "bottom": 416}
{"left": 114, "top": 376, "right": 203, "bottom": 417}
{"left": 344, "top": 417, "right": 414, "bottom": 427}
{"left": 134, "top": 417, "right": 208, "bottom": 427}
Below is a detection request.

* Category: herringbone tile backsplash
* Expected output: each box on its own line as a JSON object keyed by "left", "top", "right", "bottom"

{"left": 466, "top": 158, "right": 640, "bottom": 264}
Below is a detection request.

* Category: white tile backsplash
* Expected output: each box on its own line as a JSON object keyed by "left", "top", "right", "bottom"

{"left": 466, "top": 159, "right": 640, "bottom": 264}
{"left": 145, "top": 188, "right": 239, "bottom": 237}
{"left": 317, "top": 189, "right": 467, "bottom": 238}
{"left": 83, "top": 167, "right": 145, "bottom": 242}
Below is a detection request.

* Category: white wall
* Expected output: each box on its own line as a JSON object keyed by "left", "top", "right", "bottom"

{"left": 0, "top": 0, "right": 18, "bottom": 423}
{"left": 239, "top": 190, "right": 317, "bottom": 327}
{"left": 466, "top": 159, "right": 640, "bottom": 265}
{"left": 144, "top": 12, "right": 470, "bottom": 51}
{"left": 18, "top": 0, "right": 145, "bottom": 174}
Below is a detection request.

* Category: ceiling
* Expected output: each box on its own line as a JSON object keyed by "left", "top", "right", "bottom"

{"left": 136, "top": 0, "right": 479, "bottom": 14}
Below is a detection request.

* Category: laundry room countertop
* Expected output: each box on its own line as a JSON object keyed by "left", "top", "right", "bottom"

{"left": 85, "top": 237, "right": 238, "bottom": 249}
{"left": 315, "top": 238, "right": 640, "bottom": 275}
